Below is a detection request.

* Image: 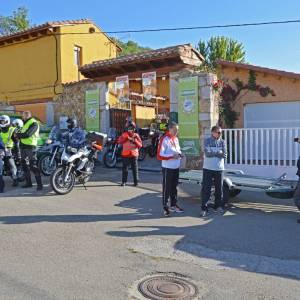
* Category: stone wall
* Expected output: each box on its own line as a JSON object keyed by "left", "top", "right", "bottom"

{"left": 53, "top": 80, "right": 109, "bottom": 131}
{"left": 169, "top": 70, "right": 219, "bottom": 169}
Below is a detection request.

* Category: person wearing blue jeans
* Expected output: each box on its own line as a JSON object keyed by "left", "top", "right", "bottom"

{"left": 201, "top": 126, "right": 227, "bottom": 217}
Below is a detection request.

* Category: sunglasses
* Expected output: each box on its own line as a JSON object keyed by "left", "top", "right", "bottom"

{"left": 214, "top": 131, "right": 222, "bottom": 134}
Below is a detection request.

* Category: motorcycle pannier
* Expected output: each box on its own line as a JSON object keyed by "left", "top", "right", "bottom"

{"left": 86, "top": 132, "right": 107, "bottom": 146}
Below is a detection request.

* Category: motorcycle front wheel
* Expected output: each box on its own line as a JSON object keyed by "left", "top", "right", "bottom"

{"left": 39, "top": 154, "right": 58, "bottom": 176}
{"left": 103, "top": 151, "right": 117, "bottom": 168}
{"left": 51, "top": 167, "right": 75, "bottom": 195}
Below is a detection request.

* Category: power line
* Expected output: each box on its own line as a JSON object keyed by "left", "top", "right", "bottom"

{"left": 105, "top": 19, "right": 300, "bottom": 34}
{"left": 50, "top": 19, "right": 300, "bottom": 35}
{"left": 19, "top": 19, "right": 299, "bottom": 39}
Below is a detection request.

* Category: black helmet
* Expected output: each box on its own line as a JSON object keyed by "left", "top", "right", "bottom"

{"left": 126, "top": 121, "right": 136, "bottom": 131}
{"left": 67, "top": 117, "right": 77, "bottom": 130}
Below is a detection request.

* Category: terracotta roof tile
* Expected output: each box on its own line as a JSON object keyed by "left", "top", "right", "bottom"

{"left": 80, "top": 44, "right": 204, "bottom": 72}
{"left": 0, "top": 19, "right": 91, "bottom": 43}
{"left": 217, "top": 60, "right": 300, "bottom": 80}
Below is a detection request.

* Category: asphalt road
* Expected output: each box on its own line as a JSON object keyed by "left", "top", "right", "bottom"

{"left": 0, "top": 166, "right": 300, "bottom": 300}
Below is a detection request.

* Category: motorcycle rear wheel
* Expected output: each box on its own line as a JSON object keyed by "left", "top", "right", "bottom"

{"left": 51, "top": 167, "right": 75, "bottom": 195}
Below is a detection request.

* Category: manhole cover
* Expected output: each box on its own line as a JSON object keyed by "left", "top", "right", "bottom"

{"left": 137, "top": 273, "right": 199, "bottom": 300}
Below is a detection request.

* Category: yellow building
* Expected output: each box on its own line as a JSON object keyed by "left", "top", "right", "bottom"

{"left": 0, "top": 19, "right": 121, "bottom": 123}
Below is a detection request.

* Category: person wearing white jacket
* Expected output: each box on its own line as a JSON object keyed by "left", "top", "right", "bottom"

{"left": 157, "top": 122, "right": 184, "bottom": 217}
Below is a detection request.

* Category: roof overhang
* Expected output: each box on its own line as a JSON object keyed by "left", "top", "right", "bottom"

{"left": 80, "top": 44, "right": 204, "bottom": 81}
{"left": 217, "top": 60, "right": 300, "bottom": 81}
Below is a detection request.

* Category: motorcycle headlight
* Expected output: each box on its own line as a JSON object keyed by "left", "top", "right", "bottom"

{"left": 67, "top": 146, "right": 77, "bottom": 153}
{"left": 46, "top": 139, "right": 52, "bottom": 144}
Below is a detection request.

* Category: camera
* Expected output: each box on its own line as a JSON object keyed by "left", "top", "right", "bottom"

{"left": 294, "top": 137, "right": 300, "bottom": 142}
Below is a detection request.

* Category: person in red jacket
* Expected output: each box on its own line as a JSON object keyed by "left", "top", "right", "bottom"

{"left": 118, "top": 121, "right": 142, "bottom": 186}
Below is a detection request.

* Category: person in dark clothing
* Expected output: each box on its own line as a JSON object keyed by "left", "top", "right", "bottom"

{"left": 64, "top": 118, "right": 86, "bottom": 148}
{"left": 16, "top": 111, "right": 43, "bottom": 190}
{"left": 118, "top": 121, "right": 142, "bottom": 186}
{"left": 201, "top": 125, "right": 227, "bottom": 217}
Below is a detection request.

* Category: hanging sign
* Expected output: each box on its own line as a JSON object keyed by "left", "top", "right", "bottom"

{"left": 142, "top": 71, "right": 157, "bottom": 101}
{"left": 178, "top": 76, "right": 200, "bottom": 156}
{"left": 116, "top": 75, "right": 130, "bottom": 102}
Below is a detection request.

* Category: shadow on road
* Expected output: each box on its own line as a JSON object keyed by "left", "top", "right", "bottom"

{"left": 1, "top": 170, "right": 300, "bottom": 280}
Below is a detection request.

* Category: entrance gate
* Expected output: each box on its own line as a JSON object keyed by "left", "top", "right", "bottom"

{"left": 223, "top": 127, "right": 300, "bottom": 180}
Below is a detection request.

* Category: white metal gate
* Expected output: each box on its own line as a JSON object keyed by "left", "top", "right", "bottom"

{"left": 223, "top": 128, "right": 300, "bottom": 180}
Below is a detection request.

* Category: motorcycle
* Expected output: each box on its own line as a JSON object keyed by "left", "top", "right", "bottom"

{"left": 137, "top": 125, "right": 161, "bottom": 161}
{"left": 50, "top": 133, "right": 104, "bottom": 195}
{"left": 103, "top": 128, "right": 122, "bottom": 168}
{"left": 38, "top": 139, "right": 64, "bottom": 176}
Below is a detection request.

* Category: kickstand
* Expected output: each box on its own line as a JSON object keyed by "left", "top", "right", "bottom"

{"left": 82, "top": 183, "right": 87, "bottom": 190}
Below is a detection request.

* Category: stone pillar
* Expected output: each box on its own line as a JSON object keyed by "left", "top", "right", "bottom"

{"left": 199, "top": 73, "right": 219, "bottom": 139}
{"left": 170, "top": 70, "right": 219, "bottom": 169}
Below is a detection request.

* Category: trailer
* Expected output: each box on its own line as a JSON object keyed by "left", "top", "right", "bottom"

{"left": 179, "top": 169, "right": 297, "bottom": 201}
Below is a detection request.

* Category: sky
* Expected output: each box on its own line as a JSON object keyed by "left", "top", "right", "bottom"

{"left": 2, "top": 0, "right": 300, "bottom": 72}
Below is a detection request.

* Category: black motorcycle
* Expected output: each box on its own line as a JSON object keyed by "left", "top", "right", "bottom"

{"left": 38, "top": 139, "right": 64, "bottom": 176}
{"left": 103, "top": 137, "right": 122, "bottom": 168}
{"left": 137, "top": 127, "right": 160, "bottom": 161}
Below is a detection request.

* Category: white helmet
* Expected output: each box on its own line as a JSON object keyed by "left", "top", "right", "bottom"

{"left": 0, "top": 115, "right": 10, "bottom": 128}
{"left": 12, "top": 118, "right": 24, "bottom": 129}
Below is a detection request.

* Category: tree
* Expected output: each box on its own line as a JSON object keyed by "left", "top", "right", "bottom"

{"left": 114, "top": 39, "right": 152, "bottom": 56}
{"left": 0, "top": 7, "right": 31, "bottom": 36}
{"left": 197, "top": 36, "right": 246, "bottom": 71}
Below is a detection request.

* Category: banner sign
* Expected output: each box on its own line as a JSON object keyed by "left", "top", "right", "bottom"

{"left": 178, "top": 76, "right": 200, "bottom": 156}
{"left": 142, "top": 71, "right": 157, "bottom": 100}
{"left": 116, "top": 75, "right": 130, "bottom": 102}
{"left": 85, "top": 89, "right": 100, "bottom": 131}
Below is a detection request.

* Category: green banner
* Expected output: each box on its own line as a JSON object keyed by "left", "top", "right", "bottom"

{"left": 85, "top": 89, "right": 100, "bottom": 131}
{"left": 178, "top": 76, "right": 200, "bottom": 156}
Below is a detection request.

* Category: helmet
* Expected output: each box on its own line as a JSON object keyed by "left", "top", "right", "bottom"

{"left": 0, "top": 115, "right": 10, "bottom": 128}
{"left": 12, "top": 118, "right": 24, "bottom": 129}
{"left": 126, "top": 121, "right": 136, "bottom": 131}
{"left": 66, "top": 117, "right": 77, "bottom": 130}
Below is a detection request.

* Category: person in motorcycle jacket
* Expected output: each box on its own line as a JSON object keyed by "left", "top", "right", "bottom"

{"left": 0, "top": 115, "right": 20, "bottom": 191}
{"left": 15, "top": 111, "right": 43, "bottom": 190}
{"left": 118, "top": 121, "right": 142, "bottom": 187}
{"left": 65, "top": 118, "right": 86, "bottom": 149}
